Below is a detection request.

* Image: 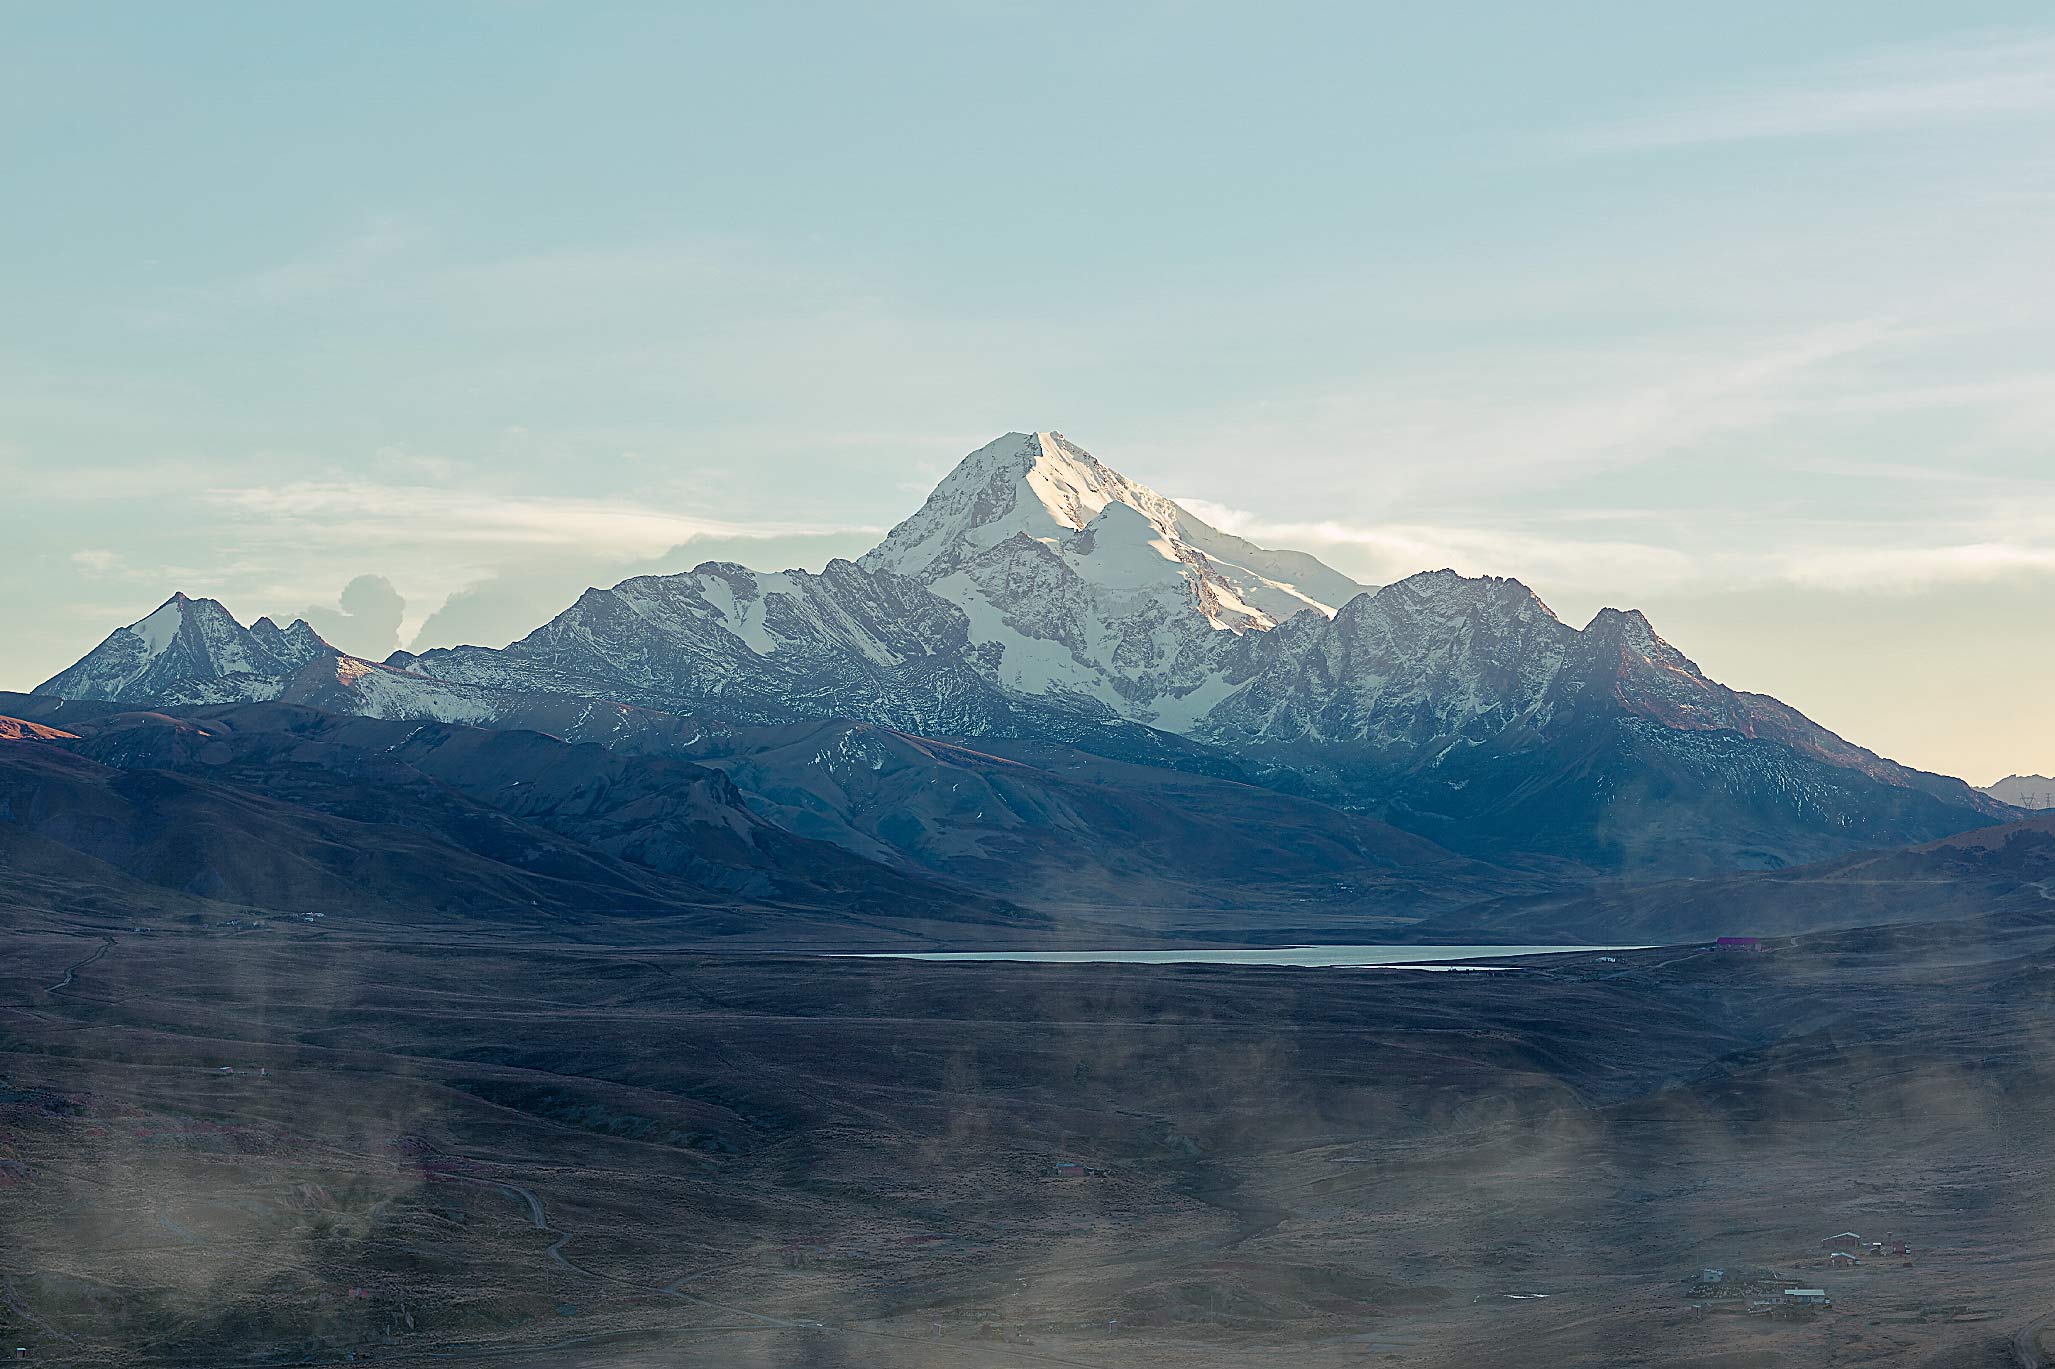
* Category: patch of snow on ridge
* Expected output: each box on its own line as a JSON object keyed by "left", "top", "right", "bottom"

{"left": 343, "top": 663, "right": 503, "bottom": 724}
{"left": 930, "top": 568, "right": 1124, "bottom": 712}
{"left": 1147, "top": 668, "right": 1243, "bottom": 733}
{"left": 1019, "top": 432, "right": 1119, "bottom": 539}
{"left": 132, "top": 597, "right": 186, "bottom": 655}
{"left": 1068, "top": 502, "right": 1187, "bottom": 593}
{"left": 696, "top": 569, "right": 784, "bottom": 656}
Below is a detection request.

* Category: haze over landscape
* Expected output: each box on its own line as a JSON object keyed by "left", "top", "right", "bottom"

{"left": 6, "top": 6, "right": 2055, "bottom": 1368}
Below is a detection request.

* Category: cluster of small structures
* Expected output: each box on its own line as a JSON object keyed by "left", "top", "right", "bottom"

{"left": 1816, "top": 1230, "right": 1914, "bottom": 1267}
{"left": 1684, "top": 1229, "right": 1918, "bottom": 1320}
{"left": 1685, "top": 1267, "right": 1829, "bottom": 1318}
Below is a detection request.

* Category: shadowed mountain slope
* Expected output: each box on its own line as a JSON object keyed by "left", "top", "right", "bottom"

{"left": 666, "top": 718, "right": 1498, "bottom": 914}
{"left": 0, "top": 706, "right": 1040, "bottom": 941}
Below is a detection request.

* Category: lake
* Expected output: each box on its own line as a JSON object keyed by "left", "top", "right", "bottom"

{"left": 845, "top": 944, "right": 1637, "bottom": 969}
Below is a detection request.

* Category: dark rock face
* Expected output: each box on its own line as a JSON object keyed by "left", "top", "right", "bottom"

{"left": 1, "top": 702, "right": 1036, "bottom": 931}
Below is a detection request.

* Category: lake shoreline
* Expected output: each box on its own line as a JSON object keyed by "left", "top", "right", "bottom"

{"left": 832, "top": 943, "right": 1646, "bottom": 968}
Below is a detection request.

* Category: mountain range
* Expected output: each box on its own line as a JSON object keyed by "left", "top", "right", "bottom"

{"left": 1983, "top": 774, "right": 2055, "bottom": 810}
{"left": 25, "top": 431, "right": 2018, "bottom": 914}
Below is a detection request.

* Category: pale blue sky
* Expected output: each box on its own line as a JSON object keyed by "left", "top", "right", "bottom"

{"left": 4, "top": 3, "right": 2053, "bottom": 780}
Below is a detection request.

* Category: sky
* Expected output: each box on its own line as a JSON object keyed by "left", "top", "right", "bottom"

{"left": 3, "top": 2, "right": 2053, "bottom": 784}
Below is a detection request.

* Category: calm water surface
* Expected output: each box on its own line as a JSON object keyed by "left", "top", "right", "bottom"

{"left": 848, "top": 944, "right": 1637, "bottom": 969}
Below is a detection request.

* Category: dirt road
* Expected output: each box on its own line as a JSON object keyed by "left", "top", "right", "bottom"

{"left": 44, "top": 935, "right": 112, "bottom": 994}
{"left": 2013, "top": 1310, "right": 2054, "bottom": 1368}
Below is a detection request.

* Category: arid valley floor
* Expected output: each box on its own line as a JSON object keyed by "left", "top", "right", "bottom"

{"left": 7, "top": 891, "right": 2055, "bottom": 1368}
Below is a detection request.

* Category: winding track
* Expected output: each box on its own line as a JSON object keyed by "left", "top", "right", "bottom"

{"left": 0, "top": 1273, "right": 76, "bottom": 1346}
{"left": 2013, "top": 1310, "right": 2054, "bottom": 1368}
{"left": 44, "top": 936, "right": 112, "bottom": 994}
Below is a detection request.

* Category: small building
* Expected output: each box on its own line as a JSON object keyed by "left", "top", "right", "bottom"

{"left": 1783, "top": 1289, "right": 1831, "bottom": 1306}
{"left": 1716, "top": 936, "right": 1764, "bottom": 952}
{"left": 1686, "top": 1267, "right": 1731, "bottom": 1299}
{"left": 1828, "top": 1252, "right": 1860, "bottom": 1268}
{"left": 1051, "top": 1162, "right": 1086, "bottom": 1179}
{"left": 1820, "top": 1231, "right": 1862, "bottom": 1250}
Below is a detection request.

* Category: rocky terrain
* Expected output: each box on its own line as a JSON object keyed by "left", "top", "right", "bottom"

{"left": 12, "top": 697, "right": 2046, "bottom": 948}
{"left": 32, "top": 432, "right": 2011, "bottom": 875}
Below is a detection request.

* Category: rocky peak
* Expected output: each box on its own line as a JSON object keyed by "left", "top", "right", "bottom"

{"left": 1330, "top": 573, "right": 1569, "bottom": 663}
{"left": 249, "top": 615, "right": 333, "bottom": 670}
{"left": 1581, "top": 607, "right": 1700, "bottom": 675}
{"left": 863, "top": 431, "right": 1164, "bottom": 581}
{"left": 36, "top": 594, "right": 343, "bottom": 705}
{"left": 864, "top": 431, "right": 1367, "bottom": 624}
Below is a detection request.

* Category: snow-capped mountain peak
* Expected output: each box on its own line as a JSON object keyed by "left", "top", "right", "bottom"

{"left": 130, "top": 592, "right": 197, "bottom": 655}
{"left": 862, "top": 432, "right": 1141, "bottom": 580}
{"left": 847, "top": 431, "right": 1375, "bottom": 726}
{"left": 34, "top": 428, "right": 2010, "bottom": 873}
{"left": 36, "top": 592, "right": 335, "bottom": 705}
{"left": 34, "top": 593, "right": 509, "bottom": 723}
{"left": 862, "top": 431, "right": 1370, "bottom": 628}
{"left": 393, "top": 431, "right": 1376, "bottom": 734}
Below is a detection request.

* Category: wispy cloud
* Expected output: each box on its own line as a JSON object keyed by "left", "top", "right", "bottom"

{"left": 1177, "top": 500, "right": 1702, "bottom": 599}
{"left": 1766, "top": 480, "right": 2055, "bottom": 590}
{"left": 1130, "top": 321, "right": 1903, "bottom": 507}
{"left": 205, "top": 482, "right": 878, "bottom": 560}
{"left": 1574, "top": 29, "right": 2055, "bottom": 153}
{"left": 125, "top": 216, "right": 426, "bottom": 327}
{"left": 1774, "top": 540, "right": 2055, "bottom": 590}
{"left": 238, "top": 215, "right": 421, "bottom": 303}
{"left": 1180, "top": 488, "right": 2055, "bottom": 602}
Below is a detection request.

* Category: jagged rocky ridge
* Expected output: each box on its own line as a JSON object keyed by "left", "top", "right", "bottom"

{"left": 1192, "top": 569, "right": 2004, "bottom": 868}
{"left": 33, "top": 431, "right": 2009, "bottom": 872}
{"left": 38, "top": 591, "right": 518, "bottom": 723}
{"left": 386, "top": 432, "right": 1372, "bottom": 735}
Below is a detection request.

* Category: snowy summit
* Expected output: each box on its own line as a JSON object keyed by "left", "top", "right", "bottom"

{"left": 862, "top": 431, "right": 1368, "bottom": 628}
{"left": 853, "top": 431, "right": 1372, "bottom": 726}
